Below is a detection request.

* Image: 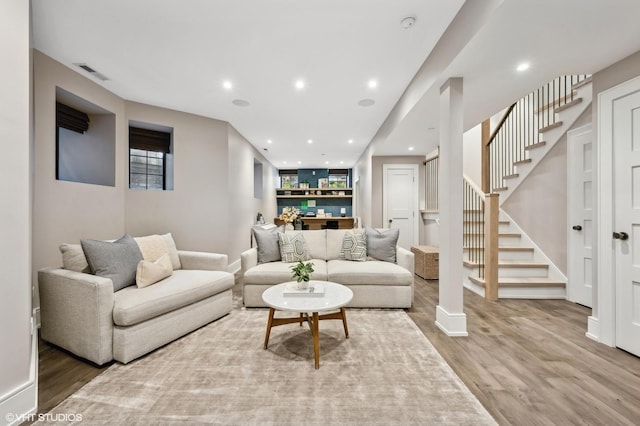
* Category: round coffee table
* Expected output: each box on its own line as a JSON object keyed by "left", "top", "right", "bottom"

{"left": 262, "top": 281, "right": 353, "bottom": 369}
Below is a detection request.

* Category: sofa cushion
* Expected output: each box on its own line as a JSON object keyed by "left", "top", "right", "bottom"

{"left": 59, "top": 243, "right": 90, "bottom": 273}
{"left": 365, "top": 227, "right": 399, "bottom": 263}
{"left": 326, "top": 229, "right": 348, "bottom": 260}
{"left": 243, "top": 259, "right": 328, "bottom": 285}
{"left": 327, "top": 259, "right": 412, "bottom": 286}
{"left": 253, "top": 225, "right": 284, "bottom": 263}
{"left": 135, "top": 234, "right": 170, "bottom": 262}
{"left": 81, "top": 235, "right": 144, "bottom": 292}
{"left": 113, "top": 269, "right": 234, "bottom": 326}
{"left": 278, "top": 232, "right": 311, "bottom": 263}
{"left": 298, "top": 230, "right": 327, "bottom": 260}
{"left": 136, "top": 253, "right": 173, "bottom": 288}
{"left": 340, "top": 229, "right": 367, "bottom": 261}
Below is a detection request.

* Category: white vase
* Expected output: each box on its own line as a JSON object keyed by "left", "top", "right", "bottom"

{"left": 285, "top": 223, "right": 294, "bottom": 231}
{"left": 297, "top": 280, "right": 310, "bottom": 290}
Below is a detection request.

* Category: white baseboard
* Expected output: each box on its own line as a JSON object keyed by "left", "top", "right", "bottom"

{"left": 1, "top": 330, "right": 37, "bottom": 426}
{"left": 586, "top": 315, "right": 600, "bottom": 342}
{"left": 435, "top": 305, "right": 468, "bottom": 337}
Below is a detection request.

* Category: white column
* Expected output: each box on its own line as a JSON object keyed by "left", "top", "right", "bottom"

{"left": 436, "top": 78, "right": 468, "bottom": 336}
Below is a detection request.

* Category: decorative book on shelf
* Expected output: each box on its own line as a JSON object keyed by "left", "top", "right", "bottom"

{"left": 283, "top": 282, "right": 325, "bottom": 297}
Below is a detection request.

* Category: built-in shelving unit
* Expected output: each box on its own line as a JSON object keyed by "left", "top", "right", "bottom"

{"left": 276, "top": 187, "right": 352, "bottom": 199}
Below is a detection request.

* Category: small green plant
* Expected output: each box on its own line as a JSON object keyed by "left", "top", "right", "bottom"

{"left": 291, "top": 260, "right": 314, "bottom": 283}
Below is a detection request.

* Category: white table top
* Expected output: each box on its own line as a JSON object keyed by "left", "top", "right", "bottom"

{"left": 262, "top": 281, "right": 353, "bottom": 313}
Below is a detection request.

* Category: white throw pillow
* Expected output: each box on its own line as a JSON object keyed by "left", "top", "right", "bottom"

{"left": 136, "top": 253, "right": 173, "bottom": 288}
{"left": 278, "top": 232, "right": 311, "bottom": 263}
{"left": 161, "top": 233, "right": 182, "bottom": 270}
{"left": 135, "top": 234, "right": 170, "bottom": 262}
{"left": 340, "top": 229, "right": 367, "bottom": 261}
{"left": 59, "top": 243, "right": 90, "bottom": 273}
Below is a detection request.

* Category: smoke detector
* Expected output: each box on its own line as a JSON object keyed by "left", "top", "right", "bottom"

{"left": 400, "top": 16, "right": 416, "bottom": 30}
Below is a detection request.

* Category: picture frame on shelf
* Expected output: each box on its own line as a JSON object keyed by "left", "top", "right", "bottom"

{"left": 318, "top": 178, "right": 328, "bottom": 188}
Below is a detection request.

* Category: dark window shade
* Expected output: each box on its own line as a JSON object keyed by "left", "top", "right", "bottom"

{"left": 56, "top": 102, "right": 89, "bottom": 134}
{"left": 129, "top": 127, "right": 171, "bottom": 153}
{"left": 328, "top": 168, "right": 348, "bottom": 175}
{"left": 279, "top": 169, "right": 297, "bottom": 175}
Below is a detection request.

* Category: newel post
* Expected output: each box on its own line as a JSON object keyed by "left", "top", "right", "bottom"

{"left": 481, "top": 119, "right": 491, "bottom": 193}
{"left": 484, "top": 193, "right": 499, "bottom": 301}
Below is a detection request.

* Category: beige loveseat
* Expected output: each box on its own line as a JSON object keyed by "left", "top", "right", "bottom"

{"left": 38, "top": 234, "right": 234, "bottom": 365}
{"left": 241, "top": 229, "right": 414, "bottom": 308}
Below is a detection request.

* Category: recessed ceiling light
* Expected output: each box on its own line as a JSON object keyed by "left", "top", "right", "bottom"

{"left": 340, "top": 161, "right": 344, "bottom": 164}
{"left": 297, "top": 161, "right": 302, "bottom": 164}
{"left": 295, "top": 79, "right": 305, "bottom": 90}
{"left": 368, "top": 79, "right": 378, "bottom": 89}
{"left": 232, "top": 99, "right": 250, "bottom": 107}
{"left": 348, "top": 139, "right": 354, "bottom": 144}
{"left": 307, "top": 139, "right": 313, "bottom": 144}
{"left": 283, "top": 161, "right": 287, "bottom": 164}
{"left": 325, "top": 161, "right": 329, "bottom": 164}
{"left": 267, "top": 139, "right": 272, "bottom": 144}
{"left": 516, "top": 62, "right": 530, "bottom": 72}
{"left": 408, "top": 146, "right": 414, "bottom": 151}
{"left": 222, "top": 80, "right": 233, "bottom": 90}
{"left": 358, "top": 99, "right": 375, "bottom": 107}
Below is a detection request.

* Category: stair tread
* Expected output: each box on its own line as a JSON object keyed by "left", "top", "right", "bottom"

{"left": 464, "top": 246, "right": 532, "bottom": 251}
{"left": 469, "top": 276, "right": 566, "bottom": 288}
{"left": 464, "top": 260, "right": 548, "bottom": 268}
{"left": 524, "top": 141, "right": 546, "bottom": 151}
{"left": 464, "top": 232, "right": 521, "bottom": 237}
{"left": 572, "top": 76, "right": 592, "bottom": 90}
{"left": 539, "top": 121, "right": 563, "bottom": 133}
{"left": 503, "top": 173, "right": 520, "bottom": 179}
{"left": 514, "top": 158, "right": 532, "bottom": 165}
{"left": 555, "top": 97, "right": 583, "bottom": 113}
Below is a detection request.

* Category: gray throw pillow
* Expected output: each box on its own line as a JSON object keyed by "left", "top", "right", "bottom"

{"left": 365, "top": 227, "right": 399, "bottom": 263}
{"left": 253, "top": 225, "right": 285, "bottom": 263}
{"left": 81, "top": 234, "right": 144, "bottom": 292}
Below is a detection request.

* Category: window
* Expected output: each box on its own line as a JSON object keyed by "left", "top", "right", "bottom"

{"left": 130, "top": 149, "right": 165, "bottom": 190}
{"left": 129, "top": 125, "right": 172, "bottom": 190}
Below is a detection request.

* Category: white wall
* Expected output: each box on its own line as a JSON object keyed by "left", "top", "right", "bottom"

{"left": 0, "top": 0, "right": 35, "bottom": 421}
{"left": 502, "top": 107, "right": 592, "bottom": 275}
{"left": 124, "top": 101, "right": 230, "bottom": 255}
{"left": 462, "top": 123, "right": 481, "bottom": 186}
{"left": 33, "top": 50, "right": 126, "bottom": 276}
{"left": 227, "top": 125, "right": 277, "bottom": 265}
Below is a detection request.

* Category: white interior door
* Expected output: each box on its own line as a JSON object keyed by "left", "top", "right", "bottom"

{"left": 567, "top": 124, "right": 594, "bottom": 307}
{"left": 613, "top": 89, "right": 640, "bottom": 357}
{"left": 383, "top": 164, "right": 418, "bottom": 250}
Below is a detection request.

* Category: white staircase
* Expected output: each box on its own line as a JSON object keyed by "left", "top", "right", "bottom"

{"left": 463, "top": 76, "right": 593, "bottom": 299}
{"left": 464, "top": 209, "right": 566, "bottom": 298}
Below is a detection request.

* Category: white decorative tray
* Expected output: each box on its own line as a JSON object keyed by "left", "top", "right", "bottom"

{"left": 283, "top": 282, "right": 325, "bottom": 297}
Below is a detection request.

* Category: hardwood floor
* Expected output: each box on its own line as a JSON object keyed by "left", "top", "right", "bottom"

{"left": 36, "top": 277, "right": 640, "bottom": 425}
{"left": 408, "top": 276, "right": 640, "bottom": 426}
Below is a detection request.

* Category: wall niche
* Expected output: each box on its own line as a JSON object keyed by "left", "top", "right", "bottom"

{"left": 56, "top": 87, "right": 116, "bottom": 186}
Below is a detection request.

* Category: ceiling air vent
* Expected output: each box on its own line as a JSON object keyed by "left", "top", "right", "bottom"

{"left": 73, "top": 63, "right": 110, "bottom": 81}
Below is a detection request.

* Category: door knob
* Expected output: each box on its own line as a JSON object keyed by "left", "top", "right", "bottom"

{"left": 613, "top": 231, "right": 629, "bottom": 241}
{"left": 572, "top": 225, "right": 582, "bottom": 231}
{"left": 389, "top": 219, "right": 393, "bottom": 224}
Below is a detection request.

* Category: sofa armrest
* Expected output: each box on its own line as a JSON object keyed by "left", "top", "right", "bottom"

{"left": 178, "top": 250, "right": 228, "bottom": 271}
{"left": 396, "top": 246, "right": 415, "bottom": 275}
{"left": 38, "top": 267, "right": 115, "bottom": 365}
{"left": 240, "top": 247, "right": 258, "bottom": 275}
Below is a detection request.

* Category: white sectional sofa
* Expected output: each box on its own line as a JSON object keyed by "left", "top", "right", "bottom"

{"left": 241, "top": 229, "right": 414, "bottom": 308}
{"left": 38, "top": 234, "right": 234, "bottom": 365}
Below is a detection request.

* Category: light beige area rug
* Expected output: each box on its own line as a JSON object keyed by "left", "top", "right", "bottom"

{"left": 39, "top": 309, "right": 496, "bottom": 425}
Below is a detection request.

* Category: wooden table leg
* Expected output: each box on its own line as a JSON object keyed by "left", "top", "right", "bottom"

{"left": 312, "top": 312, "right": 320, "bottom": 369}
{"left": 340, "top": 307, "right": 349, "bottom": 338}
{"left": 264, "top": 308, "right": 275, "bottom": 349}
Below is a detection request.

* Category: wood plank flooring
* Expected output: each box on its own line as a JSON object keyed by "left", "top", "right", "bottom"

{"left": 36, "top": 277, "right": 640, "bottom": 425}
{"left": 408, "top": 276, "right": 640, "bottom": 426}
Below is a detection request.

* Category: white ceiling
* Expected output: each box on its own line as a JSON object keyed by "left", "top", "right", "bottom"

{"left": 32, "top": 0, "right": 640, "bottom": 168}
